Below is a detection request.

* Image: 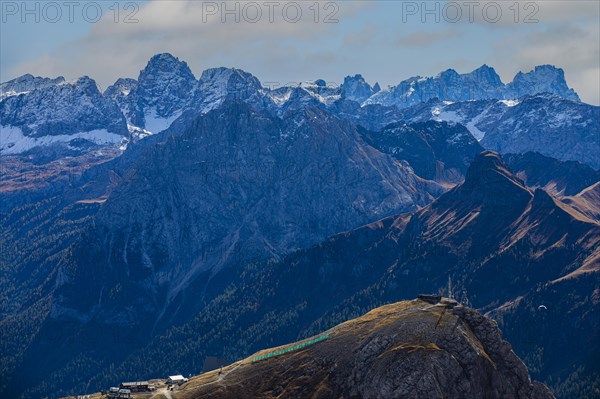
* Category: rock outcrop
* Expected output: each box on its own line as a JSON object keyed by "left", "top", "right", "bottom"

{"left": 176, "top": 299, "right": 554, "bottom": 399}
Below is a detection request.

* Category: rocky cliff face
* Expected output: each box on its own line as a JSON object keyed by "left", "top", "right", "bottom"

{"left": 52, "top": 102, "right": 442, "bottom": 326}
{"left": 178, "top": 299, "right": 554, "bottom": 399}
{"left": 0, "top": 57, "right": 589, "bottom": 164}
{"left": 193, "top": 67, "right": 265, "bottom": 113}
{"left": 0, "top": 76, "right": 127, "bottom": 137}
{"left": 103, "top": 78, "right": 138, "bottom": 120}
{"left": 364, "top": 65, "right": 504, "bottom": 108}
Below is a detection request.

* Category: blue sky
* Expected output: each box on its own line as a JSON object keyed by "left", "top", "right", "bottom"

{"left": 1, "top": 1, "right": 599, "bottom": 104}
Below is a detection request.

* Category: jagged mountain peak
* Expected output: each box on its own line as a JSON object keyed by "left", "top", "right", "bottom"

{"left": 0, "top": 74, "right": 125, "bottom": 134}
{"left": 72, "top": 75, "right": 102, "bottom": 92}
{"left": 344, "top": 73, "right": 365, "bottom": 81}
{"left": 142, "top": 53, "right": 194, "bottom": 76}
{"left": 341, "top": 74, "right": 380, "bottom": 103}
{"left": 516, "top": 64, "right": 565, "bottom": 78}
{"left": 123, "top": 53, "right": 199, "bottom": 129}
{"left": 475, "top": 63, "right": 493, "bottom": 70}
{"left": 507, "top": 65, "right": 580, "bottom": 101}
{"left": 0, "top": 74, "right": 128, "bottom": 156}
{"left": 1, "top": 73, "right": 66, "bottom": 86}
{"left": 137, "top": 53, "right": 196, "bottom": 88}
{"left": 194, "top": 67, "right": 264, "bottom": 114}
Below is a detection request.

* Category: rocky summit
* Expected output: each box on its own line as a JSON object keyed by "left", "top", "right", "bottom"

{"left": 173, "top": 299, "right": 554, "bottom": 399}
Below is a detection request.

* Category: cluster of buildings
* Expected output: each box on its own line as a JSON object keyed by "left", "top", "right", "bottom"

{"left": 107, "top": 387, "right": 134, "bottom": 398}
{"left": 106, "top": 375, "right": 189, "bottom": 398}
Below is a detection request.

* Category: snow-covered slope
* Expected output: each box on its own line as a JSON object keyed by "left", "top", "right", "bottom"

{"left": 0, "top": 126, "right": 124, "bottom": 155}
{"left": 400, "top": 95, "right": 599, "bottom": 168}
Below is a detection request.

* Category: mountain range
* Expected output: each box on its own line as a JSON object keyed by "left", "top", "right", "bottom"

{"left": 365, "top": 64, "right": 580, "bottom": 108}
{"left": 2, "top": 54, "right": 598, "bottom": 167}
{"left": 1, "top": 54, "right": 599, "bottom": 399}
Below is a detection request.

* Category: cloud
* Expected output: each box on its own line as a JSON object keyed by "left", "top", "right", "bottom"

{"left": 441, "top": 0, "right": 599, "bottom": 28}
{"left": 6, "top": 0, "right": 373, "bottom": 88}
{"left": 3, "top": 0, "right": 598, "bottom": 105}
{"left": 492, "top": 22, "right": 600, "bottom": 105}
{"left": 396, "top": 29, "right": 462, "bottom": 47}
{"left": 536, "top": 1, "right": 600, "bottom": 22}
{"left": 344, "top": 23, "right": 377, "bottom": 47}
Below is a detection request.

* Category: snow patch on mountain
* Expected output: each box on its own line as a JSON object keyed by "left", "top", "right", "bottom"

{"left": 499, "top": 100, "right": 519, "bottom": 107}
{"left": 143, "top": 108, "right": 182, "bottom": 134}
{"left": 0, "top": 125, "right": 124, "bottom": 155}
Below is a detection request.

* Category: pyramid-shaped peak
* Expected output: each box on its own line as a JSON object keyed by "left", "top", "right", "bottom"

{"left": 459, "top": 151, "right": 531, "bottom": 202}
{"left": 140, "top": 53, "right": 196, "bottom": 81}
